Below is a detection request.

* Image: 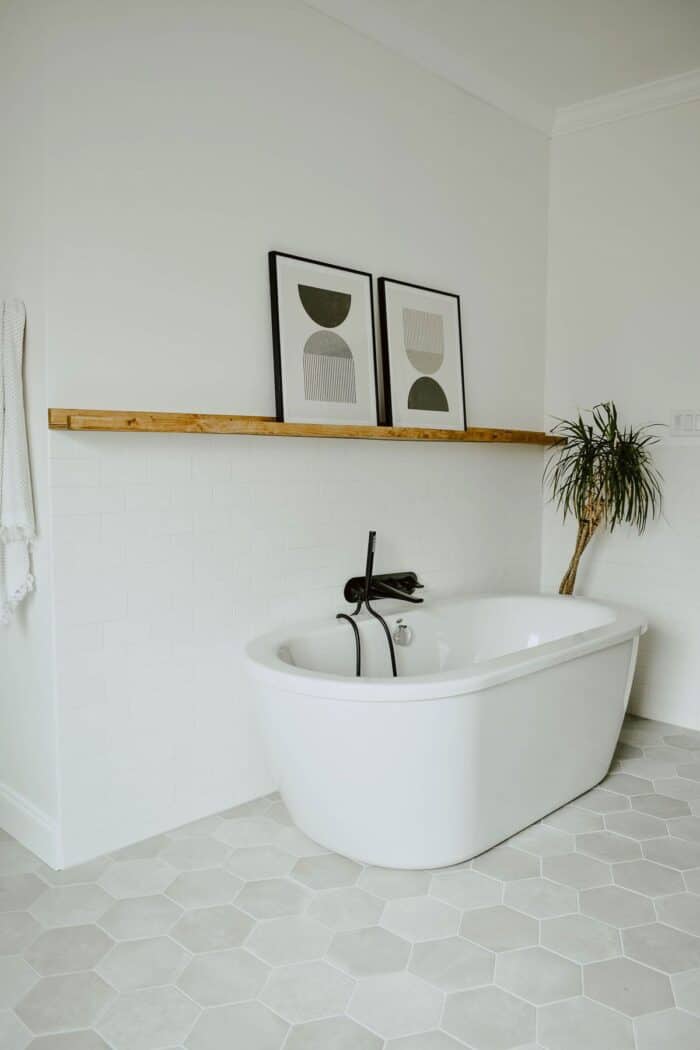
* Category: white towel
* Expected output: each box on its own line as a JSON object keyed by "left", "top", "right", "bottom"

{"left": 0, "top": 300, "right": 35, "bottom": 624}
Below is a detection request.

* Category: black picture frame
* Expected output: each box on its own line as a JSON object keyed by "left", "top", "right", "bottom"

{"left": 378, "top": 277, "right": 467, "bottom": 430}
{"left": 269, "top": 251, "right": 380, "bottom": 425}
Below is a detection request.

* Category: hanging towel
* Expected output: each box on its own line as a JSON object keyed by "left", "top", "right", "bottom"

{"left": 0, "top": 300, "right": 35, "bottom": 624}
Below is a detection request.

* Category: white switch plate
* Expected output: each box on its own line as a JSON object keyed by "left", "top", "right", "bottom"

{"left": 671, "top": 410, "right": 700, "bottom": 436}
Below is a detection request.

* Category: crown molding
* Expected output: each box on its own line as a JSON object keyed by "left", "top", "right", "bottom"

{"left": 302, "top": 0, "right": 554, "bottom": 135}
{"left": 304, "top": 2, "right": 700, "bottom": 139}
{"left": 553, "top": 69, "right": 700, "bottom": 136}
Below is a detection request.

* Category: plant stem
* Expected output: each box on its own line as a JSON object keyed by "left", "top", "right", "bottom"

{"left": 559, "top": 514, "right": 599, "bottom": 595}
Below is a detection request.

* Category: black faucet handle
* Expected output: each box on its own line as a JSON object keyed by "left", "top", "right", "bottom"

{"left": 392, "top": 573, "right": 424, "bottom": 593}
{"left": 371, "top": 580, "right": 424, "bottom": 604}
{"left": 343, "top": 571, "right": 424, "bottom": 604}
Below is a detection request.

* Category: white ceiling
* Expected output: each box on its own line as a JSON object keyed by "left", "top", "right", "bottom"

{"left": 306, "top": 0, "right": 700, "bottom": 133}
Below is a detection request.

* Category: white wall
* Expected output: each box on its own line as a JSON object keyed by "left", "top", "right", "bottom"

{"left": 40, "top": 0, "right": 549, "bottom": 863}
{"left": 0, "top": 0, "right": 61, "bottom": 864}
{"left": 543, "top": 100, "right": 700, "bottom": 730}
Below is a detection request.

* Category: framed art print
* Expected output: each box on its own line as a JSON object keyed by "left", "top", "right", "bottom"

{"left": 269, "top": 252, "right": 379, "bottom": 425}
{"left": 378, "top": 278, "right": 466, "bottom": 430}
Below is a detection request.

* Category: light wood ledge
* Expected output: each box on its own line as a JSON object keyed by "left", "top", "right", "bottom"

{"left": 48, "top": 409, "right": 561, "bottom": 445}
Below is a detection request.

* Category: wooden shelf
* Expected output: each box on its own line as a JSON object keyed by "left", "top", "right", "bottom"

{"left": 48, "top": 409, "right": 559, "bottom": 445}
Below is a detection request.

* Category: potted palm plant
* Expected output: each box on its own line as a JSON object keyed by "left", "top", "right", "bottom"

{"left": 545, "top": 402, "right": 662, "bottom": 595}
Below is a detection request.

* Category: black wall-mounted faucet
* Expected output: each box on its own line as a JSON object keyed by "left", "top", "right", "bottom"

{"left": 343, "top": 563, "right": 424, "bottom": 607}
{"left": 336, "top": 531, "right": 424, "bottom": 679}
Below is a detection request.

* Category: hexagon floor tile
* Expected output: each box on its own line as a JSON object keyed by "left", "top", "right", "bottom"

{"left": 430, "top": 869, "right": 502, "bottom": 910}
{"left": 671, "top": 968, "right": 700, "bottom": 1015}
{"left": 494, "top": 945, "right": 581, "bottom": 1005}
{"left": 503, "top": 877, "right": 577, "bottom": 919}
{"left": 171, "top": 903, "right": 254, "bottom": 951}
{"left": 96, "top": 986, "right": 198, "bottom": 1050}
{"left": 634, "top": 1008, "right": 700, "bottom": 1050}
{"left": 385, "top": 1034, "right": 467, "bottom": 1050}
{"left": 2, "top": 715, "right": 699, "bottom": 1050}
{"left": 186, "top": 1000, "right": 288, "bottom": 1050}
{"left": 579, "top": 885, "right": 655, "bottom": 928}
{"left": 381, "top": 896, "right": 460, "bottom": 942}
{"left": 348, "top": 972, "right": 444, "bottom": 1039}
{"left": 328, "top": 925, "right": 411, "bottom": 977}
{"left": 460, "top": 905, "right": 538, "bottom": 951}
{"left": 541, "top": 912, "right": 621, "bottom": 963}
{"left": 538, "top": 995, "right": 635, "bottom": 1050}
{"left": 236, "top": 878, "right": 311, "bottom": 920}
{"left": 227, "top": 845, "right": 295, "bottom": 881}
{"left": 358, "top": 867, "right": 431, "bottom": 900}
{"left": 291, "top": 854, "right": 362, "bottom": 890}
{"left": 25, "top": 925, "right": 114, "bottom": 976}
{"left": 583, "top": 956, "right": 673, "bottom": 1016}
{"left": 443, "top": 985, "right": 536, "bottom": 1047}
{"left": 409, "top": 935, "right": 494, "bottom": 991}
{"left": 655, "top": 891, "right": 700, "bottom": 936}
{"left": 622, "top": 921, "right": 700, "bottom": 972}
{"left": 177, "top": 947, "right": 269, "bottom": 1005}
{"left": 97, "top": 858, "right": 176, "bottom": 899}
{"left": 542, "top": 851, "right": 612, "bottom": 890}
{"left": 285, "top": 1015, "right": 382, "bottom": 1050}
{"left": 0, "top": 955, "right": 38, "bottom": 1010}
{"left": 246, "top": 915, "right": 333, "bottom": 965}
{"left": 96, "top": 935, "right": 189, "bottom": 991}
{"left": 260, "top": 960, "right": 355, "bottom": 1023}
{"left": 16, "top": 972, "right": 115, "bottom": 1034}
{"left": 166, "top": 867, "right": 243, "bottom": 908}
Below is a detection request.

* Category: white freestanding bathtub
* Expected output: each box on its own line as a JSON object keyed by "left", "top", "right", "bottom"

{"left": 246, "top": 594, "right": 647, "bottom": 869}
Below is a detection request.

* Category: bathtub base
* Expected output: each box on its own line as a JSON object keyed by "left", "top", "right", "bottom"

{"left": 258, "top": 639, "right": 638, "bottom": 869}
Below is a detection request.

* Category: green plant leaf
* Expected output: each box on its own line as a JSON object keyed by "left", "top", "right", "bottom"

{"left": 545, "top": 401, "right": 663, "bottom": 535}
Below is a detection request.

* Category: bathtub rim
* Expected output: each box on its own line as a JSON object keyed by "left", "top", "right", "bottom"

{"left": 245, "top": 593, "right": 647, "bottom": 703}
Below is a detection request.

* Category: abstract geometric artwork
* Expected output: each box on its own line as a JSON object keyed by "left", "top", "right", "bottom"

{"left": 303, "top": 331, "right": 357, "bottom": 404}
{"left": 298, "top": 286, "right": 351, "bottom": 328}
{"left": 403, "top": 308, "right": 445, "bottom": 374}
{"left": 269, "top": 253, "right": 378, "bottom": 425}
{"left": 407, "top": 376, "right": 449, "bottom": 411}
{"left": 379, "top": 278, "right": 466, "bottom": 430}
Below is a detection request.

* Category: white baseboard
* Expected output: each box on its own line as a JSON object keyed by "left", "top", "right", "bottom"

{"left": 0, "top": 781, "right": 61, "bottom": 868}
